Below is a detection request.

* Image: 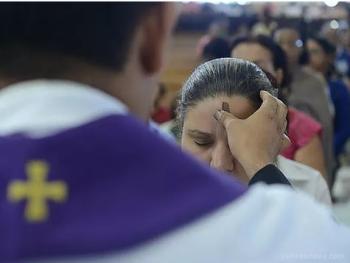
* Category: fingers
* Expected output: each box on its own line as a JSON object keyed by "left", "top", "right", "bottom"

{"left": 276, "top": 99, "right": 288, "bottom": 131}
{"left": 259, "top": 90, "right": 278, "bottom": 118}
{"left": 259, "top": 90, "right": 287, "bottom": 117}
{"left": 261, "top": 92, "right": 290, "bottom": 151}
{"left": 258, "top": 90, "right": 288, "bottom": 133}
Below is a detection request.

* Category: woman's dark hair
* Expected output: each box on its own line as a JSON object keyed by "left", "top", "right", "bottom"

{"left": 308, "top": 36, "right": 336, "bottom": 55}
{"left": 178, "top": 58, "right": 277, "bottom": 126}
{"left": 307, "top": 36, "right": 337, "bottom": 79}
{"left": 202, "top": 37, "right": 231, "bottom": 62}
{"left": 230, "top": 35, "right": 291, "bottom": 97}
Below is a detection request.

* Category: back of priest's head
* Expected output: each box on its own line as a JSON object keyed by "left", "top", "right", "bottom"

{"left": 0, "top": 3, "right": 162, "bottom": 80}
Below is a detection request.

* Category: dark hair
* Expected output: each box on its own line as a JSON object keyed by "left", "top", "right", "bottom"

{"left": 308, "top": 36, "right": 336, "bottom": 55}
{"left": 202, "top": 37, "right": 231, "bottom": 62}
{"left": 273, "top": 27, "right": 309, "bottom": 65}
{"left": 178, "top": 58, "right": 277, "bottom": 126}
{"left": 0, "top": 3, "right": 157, "bottom": 79}
{"left": 307, "top": 36, "right": 337, "bottom": 79}
{"left": 231, "top": 35, "right": 290, "bottom": 88}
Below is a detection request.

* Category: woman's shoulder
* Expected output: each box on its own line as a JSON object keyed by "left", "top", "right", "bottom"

{"left": 277, "top": 155, "right": 321, "bottom": 181}
{"left": 288, "top": 108, "right": 322, "bottom": 142}
{"left": 277, "top": 156, "right": 331, "bottom": 205}
{"left": 288, "top": 107, "right": 320, "bottom": 125}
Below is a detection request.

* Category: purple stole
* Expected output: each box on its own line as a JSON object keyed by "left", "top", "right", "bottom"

{"left": 0, "top": 115, "right": 246, "bottom": 261}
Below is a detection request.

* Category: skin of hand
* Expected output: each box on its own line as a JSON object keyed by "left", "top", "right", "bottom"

{"left": 214, "top": 91, "right": 290, "bottom": 178}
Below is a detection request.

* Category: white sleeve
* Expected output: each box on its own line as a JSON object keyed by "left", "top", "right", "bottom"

{"left": 29, "top": 185, "right": 350, "bottom": 263}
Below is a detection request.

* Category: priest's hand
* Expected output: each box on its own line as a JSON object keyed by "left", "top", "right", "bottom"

{"left": 214, "top": 91, "right": 290, "bottom": 179}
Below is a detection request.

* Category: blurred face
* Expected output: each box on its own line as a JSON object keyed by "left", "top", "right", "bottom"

{"left": 232, "top": 43, "right": 275, "bottom": 75}
{"left": 181, "top": 95, "right": 256, "bottom": 183}
{"left": 322, "top": 27, "right": 338, "bottom": 47}
{"left": 232, "top": 43, "right": 283, "bottom": 85}
{"left": 275, "top": 29, "right": 302, "bottom": 66}
{"left": 306, "top": 39, "right": 328, "bottom": 73}
{"left": 209, "top": 20, "right": 229, "bottom": 38}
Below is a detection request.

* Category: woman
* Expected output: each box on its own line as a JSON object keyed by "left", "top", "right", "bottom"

{"left": 307, "top": 37, "right": 350, "bottom": 158}
{"left": 179, "top": 58, "right": 331, "bottom": 205}
{"left": 231, "top": 35, "right": 328, "bottom": 179}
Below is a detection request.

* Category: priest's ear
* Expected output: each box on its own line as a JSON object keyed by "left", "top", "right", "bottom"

{"left": 138, "top": 3, "right": 180, "bottom": 75}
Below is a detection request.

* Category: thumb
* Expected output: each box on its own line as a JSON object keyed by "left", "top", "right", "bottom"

{"left": 213, "top": 110, "right": 239, "bottom": 129}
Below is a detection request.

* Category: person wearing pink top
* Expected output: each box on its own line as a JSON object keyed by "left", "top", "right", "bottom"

{"left": 231, "top": 35, "right": 327, "bottom": 179}
{"left": 282, "top": 107, "right": 326, "bottom": 177}
{"left": 282, "top": 108, "right": 322, "bottom": 159}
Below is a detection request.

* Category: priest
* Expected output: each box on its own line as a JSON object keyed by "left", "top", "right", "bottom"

{"left": 0, "top": 3, "right": 349, "bottom": 262}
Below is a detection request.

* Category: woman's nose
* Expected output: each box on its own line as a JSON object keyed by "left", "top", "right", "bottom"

{"left": 210, "top": 143, "right": 233, "bottom": 173}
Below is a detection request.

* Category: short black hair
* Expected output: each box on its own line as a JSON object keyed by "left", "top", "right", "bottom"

{"left": 202, "top": 37, "right": 231, "bottom": 62}
{"left": 308, "top": 36, "right": 336, "bottom": 55}
{"left": 231, "top": 35, "right": 290, "bottom": 88}
{"left": 0, "top": 3, "right": 157, "bottom": 79}
{"left": 307, "top": 36, "right": 337, "bottom": 78}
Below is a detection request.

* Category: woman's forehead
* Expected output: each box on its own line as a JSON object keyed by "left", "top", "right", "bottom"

{"left": 184, "top": 96, "right": 256, "bottom": 131}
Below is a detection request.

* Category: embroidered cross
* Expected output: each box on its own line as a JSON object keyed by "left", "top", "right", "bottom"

{"left": 7, "top": 160, "right": 68, "bottom": 222}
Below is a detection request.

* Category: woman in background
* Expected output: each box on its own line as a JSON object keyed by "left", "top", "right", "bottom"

{"left": 231, "top": 35, "right": 328, "bottom": 179}
{"left": 307, "top": 37, "right": 350, "bottom": 158}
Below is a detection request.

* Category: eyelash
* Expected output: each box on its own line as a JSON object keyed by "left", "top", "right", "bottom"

{"left": 194, "top": 141, "right": 213, "bottom": 147}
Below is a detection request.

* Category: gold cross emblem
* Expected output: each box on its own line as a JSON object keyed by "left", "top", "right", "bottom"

{"left": 7, "top": 160, "right": 68, "bottom": 223}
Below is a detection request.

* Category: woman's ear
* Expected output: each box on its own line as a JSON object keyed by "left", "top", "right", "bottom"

{"left": 138, "top": 3, "right": 179, "bottom": 74}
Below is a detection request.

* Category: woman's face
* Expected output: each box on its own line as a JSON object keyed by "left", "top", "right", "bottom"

{"left": 306, "top": 39, "right": 328, "bottom": 73}
{"left": 181, "top": 95, "right": 256, "bottom": 183}
{"left": 232, "top": 43, "right": 276, "bottom": 77}
{"left": 231, "top": 43, "right": 284, "bottom": 86}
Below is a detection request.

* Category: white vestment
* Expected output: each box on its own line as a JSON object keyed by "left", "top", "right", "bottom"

{"left": 0, "top": 80, "right": 348, "bottom": 263}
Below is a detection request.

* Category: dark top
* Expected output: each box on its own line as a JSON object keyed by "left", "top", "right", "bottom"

{"left": 328, "top": 79, "right": 350, "bottom": 156}
{"left": 249, "top": 164, "right": 291, "bottom": 186}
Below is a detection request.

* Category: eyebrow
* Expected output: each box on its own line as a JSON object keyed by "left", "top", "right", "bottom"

{"left": 187, "top": 129, "right": 213, "bottom": 138}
